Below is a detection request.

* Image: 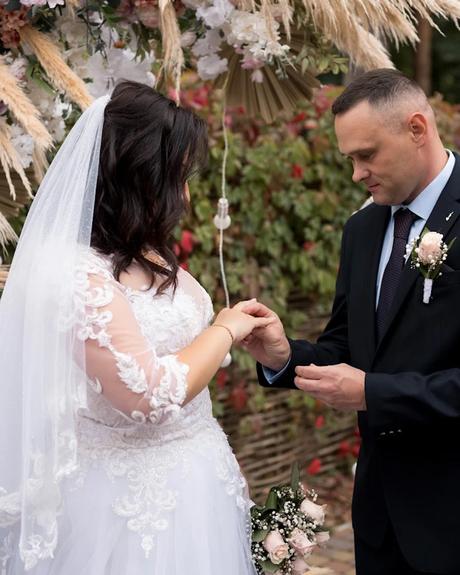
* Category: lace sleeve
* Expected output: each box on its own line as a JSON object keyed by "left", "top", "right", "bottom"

{"left": 76, "top": 270, "right": 189, "bottom": 425}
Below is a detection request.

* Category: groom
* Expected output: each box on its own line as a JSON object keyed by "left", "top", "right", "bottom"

{"left": 243, "top": 69, "right": 460, "bottom": 575}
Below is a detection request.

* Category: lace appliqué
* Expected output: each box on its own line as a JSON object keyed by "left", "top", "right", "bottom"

{"left": 74, "top": 253, "right": 189, "bottom": 424}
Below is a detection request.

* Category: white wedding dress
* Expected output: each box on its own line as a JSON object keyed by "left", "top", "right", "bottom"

{"left": 2, "top": 248, "right": 256, "bottom": 575}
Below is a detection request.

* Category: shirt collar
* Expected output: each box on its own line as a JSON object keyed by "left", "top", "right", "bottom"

{"left": 391, "top": 150, "right": 456, "bottom": 220}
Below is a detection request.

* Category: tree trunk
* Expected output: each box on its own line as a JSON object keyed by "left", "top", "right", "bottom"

{"left": 414, "top": 18, "right": 433, "bottom": 95}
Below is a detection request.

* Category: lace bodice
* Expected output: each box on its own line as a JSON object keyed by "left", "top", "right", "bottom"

{"left": 74, "top": 248, "right": 216, "bottom": 435}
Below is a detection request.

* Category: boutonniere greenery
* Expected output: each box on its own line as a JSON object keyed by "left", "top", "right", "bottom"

{"left": 406, "top": 228, "right": 456, "bottom": 304}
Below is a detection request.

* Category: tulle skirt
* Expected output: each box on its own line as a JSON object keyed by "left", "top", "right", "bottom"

{"left": 5, "top": 437, "right": 257, "bottom": 575}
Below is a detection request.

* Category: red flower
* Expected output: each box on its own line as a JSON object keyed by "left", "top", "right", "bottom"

{"left": 306, "top": 458, "right": 322, "bottom": 475}
{"left": 313, "top": 89, "right": 331, "bottom": 117}
{"left": 352, "top": 443, "right": 361, "bottom": 458}
{"left": 180, "top": 261, "right": 189, "bottom": 271}
{"left": 216, "top": 370, "right": 228, "bottom": 389}
{"left": 173, "top": 243, "right": 181, "bottom": 257}
{"left": 180, "top": 230, "right": 194, "bottom": 255}
{"left": 314, "top": 415, "right": 325, "bottom": 429}
{"left": 291, "top": 164, "right": 304, "bottom": 179}
{"left": 292, "top": 111, "right": 307, "bottom": 123}
{"left": 303, "top": 241, "right": 316, "bottom": 253}
{"left": 339, "top": 440, "right": 351, "bottom": 457}
{"left": 229, "top": 384, "right": 248, "bottom": 412}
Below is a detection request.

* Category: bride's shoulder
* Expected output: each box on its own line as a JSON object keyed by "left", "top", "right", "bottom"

{"left": 77, "top": 245, "right": 114, "bottom": 281}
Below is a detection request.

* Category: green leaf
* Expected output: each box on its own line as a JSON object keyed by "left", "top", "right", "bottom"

{"left": 252, "top": 528, "right": 269, "bottom": 543}
{"left": 260, "top": 559, "right": 282, "bottom": 573}
{"left": 290, "top": 462, "right": 300, "bottom": 491}
{"left": 264, "top": 489, "right": 278, "bottom": 510}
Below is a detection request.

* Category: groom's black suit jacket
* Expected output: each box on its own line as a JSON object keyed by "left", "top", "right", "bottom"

{"left": 258, "top": 154, "right": 460, "bottom": 574}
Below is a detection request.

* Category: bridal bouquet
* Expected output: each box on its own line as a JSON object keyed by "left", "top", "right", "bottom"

{"left": 251, "top": 465, "right": 329, "bottom": 575}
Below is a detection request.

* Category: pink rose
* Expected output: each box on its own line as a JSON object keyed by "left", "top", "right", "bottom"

{"left": 287, "top": 527, "right": 316, "bottom": 557}
{"left": 300, "top": 498, "right": 326, "bottom": 525}
{"left": 417, "top": 231, "right": 443, "bottom": 265}
{"left": 263, "top": 530, "right": 289, "bottom": 565}
{"left": 291, "top": 555, "right": 311, "bottom": 575}
{"left": 315, "top": 530, "right": 330, "bottom": 545}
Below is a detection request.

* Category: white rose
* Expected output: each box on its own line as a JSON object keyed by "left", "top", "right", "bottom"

{"left": 300, "top": 498, "right": 326, "bottom": 525}
{"left": 263, "top": 530, "right": 290, "bottom": 565}
{"left": 417, "top": 231, "right": 444, "bottom": 265}
{"left": 287, "top": 527, "right": 316, "bottom": 557}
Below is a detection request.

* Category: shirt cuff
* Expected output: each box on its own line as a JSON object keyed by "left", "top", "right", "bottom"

{"left": 262, "top": 355, "right": 291, "bottom": 384}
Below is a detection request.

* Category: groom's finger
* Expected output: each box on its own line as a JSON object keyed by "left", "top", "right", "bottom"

{"left": 295, "top": 364, "right": 325, "bottom": 379}
{"left": 294, "top": 377, "right": 325, "bottom": 394}
{"left": 239, "top": 301, "right": 276, "bottom": 318}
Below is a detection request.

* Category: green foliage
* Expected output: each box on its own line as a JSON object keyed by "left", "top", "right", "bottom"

{"left": 180, "top": 85, "right": 366, "bottom": 409}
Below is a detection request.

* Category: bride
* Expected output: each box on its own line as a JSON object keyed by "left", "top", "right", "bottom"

{"left": 0, "top": 81, "right": 272, "bottom": 574}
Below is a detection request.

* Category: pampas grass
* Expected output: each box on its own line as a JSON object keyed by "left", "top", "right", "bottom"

{"left": 19, "top": 25, "right": 93, "bottom": 110}
{"left": 0, "top": 58, "right": 52, "bottom": 153}
{"left": 0, "top": 120, "right": 33, "bottom": 201}
{"left": 159, "top": 0, "right": 184, "bottom": 97}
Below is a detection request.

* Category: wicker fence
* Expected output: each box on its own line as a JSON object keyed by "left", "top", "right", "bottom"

{"left": 217, "top": 308, "right": 357, "bottom": 504}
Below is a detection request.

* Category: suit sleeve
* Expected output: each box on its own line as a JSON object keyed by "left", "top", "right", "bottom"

{"left": 365, "top": 369, "right": 460, "bottom": 431}
{"left": 258, "top": 221, "right": 352, "bottom": 390}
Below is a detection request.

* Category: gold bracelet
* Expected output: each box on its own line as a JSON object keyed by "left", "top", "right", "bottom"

{"left": 211, "top": 323, "right": 234, "bottom": 344}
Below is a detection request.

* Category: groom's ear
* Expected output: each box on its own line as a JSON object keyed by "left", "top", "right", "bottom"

{"left": 407, "top": 112, "right": 428, "bottom": 146}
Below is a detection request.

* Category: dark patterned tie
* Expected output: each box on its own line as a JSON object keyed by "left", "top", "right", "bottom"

{"left": 376, "top": 208, "right": 418, "bottom": 341}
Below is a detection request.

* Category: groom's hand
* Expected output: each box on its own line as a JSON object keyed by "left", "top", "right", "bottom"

{"left": 236, "top": 301, "right": 291, "bottom": 372}
{"left": 295, "top": 363, "right": 366, "bottom": 411}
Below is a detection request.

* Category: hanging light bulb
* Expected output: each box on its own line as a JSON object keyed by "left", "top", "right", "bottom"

{"left": 213, "top": 197, "right": 231, "bottom": 230}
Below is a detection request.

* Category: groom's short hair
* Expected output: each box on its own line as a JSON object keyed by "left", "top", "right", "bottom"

{"left": 331, "top": 69, "right": 427, "bottom": 116}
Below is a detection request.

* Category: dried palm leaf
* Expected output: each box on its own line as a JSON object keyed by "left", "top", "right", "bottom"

{"left": 0, "top": 58, "right": 52, "bottom": 153}
{"left": 19, "top": 25, "right": 93, "bottom": 110}
{"left": 158, "top": 0, "right": 184, "bottom": 97}
{"left": 216, "top": 44, "right": 319, "bottom": 123}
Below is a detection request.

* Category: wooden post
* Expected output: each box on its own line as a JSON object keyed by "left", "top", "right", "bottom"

{"left": 414, "top": 18, "right": 433, "bottom": 95}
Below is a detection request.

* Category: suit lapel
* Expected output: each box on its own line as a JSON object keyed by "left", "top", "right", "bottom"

{"left": 358, "top": 205, "right": 390, "bottom": 363}
{"left": 373, "top": 154, "right": 460, "bottom": 357}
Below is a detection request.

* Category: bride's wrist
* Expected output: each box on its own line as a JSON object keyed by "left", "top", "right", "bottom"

{"left": 210, "top": 323, "right": 234, "bottom": 345}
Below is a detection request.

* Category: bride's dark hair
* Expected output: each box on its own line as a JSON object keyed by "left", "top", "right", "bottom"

{"left": 91, "top": 80, "right": 208, "bottom": 294}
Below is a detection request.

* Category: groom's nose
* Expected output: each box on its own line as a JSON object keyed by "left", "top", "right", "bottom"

{"left": 352, "top": 164, "right": 371, "bottom": 183}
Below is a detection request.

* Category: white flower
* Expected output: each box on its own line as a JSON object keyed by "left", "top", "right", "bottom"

{"left": 84, "top": 48, "right": 155, "bottom": 98}
{"left": 192, "top": 29, "right": 223, "bottom": 57}
{"left": 8, "top": 57, "right": 28, "bottom": 82}
{"left": 251, "top": 69, "right": 264, "bottom": 83}
{"left": 417, "top": 231, "right": 444, "bottom": 265}
{"left": 263, "top": 530, "right": 290, "bottom": 565}
{"left": 197, "top": 53, "right": 228, "bottom": 80}
{"left": 181, "top": 31, "right": 197, "bottom": 48}
{"left": 287, "top": 527, "right": 316, "bottom": 557}
{"left": 47, "top": 0, "right": 65, "bottom": 7}
{"left": 300, "top": 498, "right": 326, "bottom": 525}
{"left": 196, "top": 0, "right": 234, "bottom": 28}
{"left": 10, "top": 124, "right": 34, "bottom": 169}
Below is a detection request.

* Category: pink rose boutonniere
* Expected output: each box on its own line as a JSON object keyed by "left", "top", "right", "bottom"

{"left": 406, "top": 228, "right": 456, "bottom": 304}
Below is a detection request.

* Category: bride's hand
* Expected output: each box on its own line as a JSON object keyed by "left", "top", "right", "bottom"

{"left": 213, "top": 300, "right": 274, "bottom": 344}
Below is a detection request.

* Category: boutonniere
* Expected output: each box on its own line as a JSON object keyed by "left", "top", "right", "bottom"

{"left": 406, "top": 229, "right": 456, "bottom": 304}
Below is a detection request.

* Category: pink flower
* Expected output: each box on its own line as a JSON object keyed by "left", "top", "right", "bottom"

{"left": 263, "top": 530, "right": 289, "bottom": 565}
{"left": 416, "top": 231, "right": 443, "bottom": 265}
{"left": 300, "top": 498, "right": 326, "bottom": 525}
{"left": 291, "top": 555, "right": 311, "bottom": 575}
{"left": 287, "top": 527, "right": 316, "bottom": 557}
{"left": 315, "top": 530, "right": 330, "bottom": 545}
